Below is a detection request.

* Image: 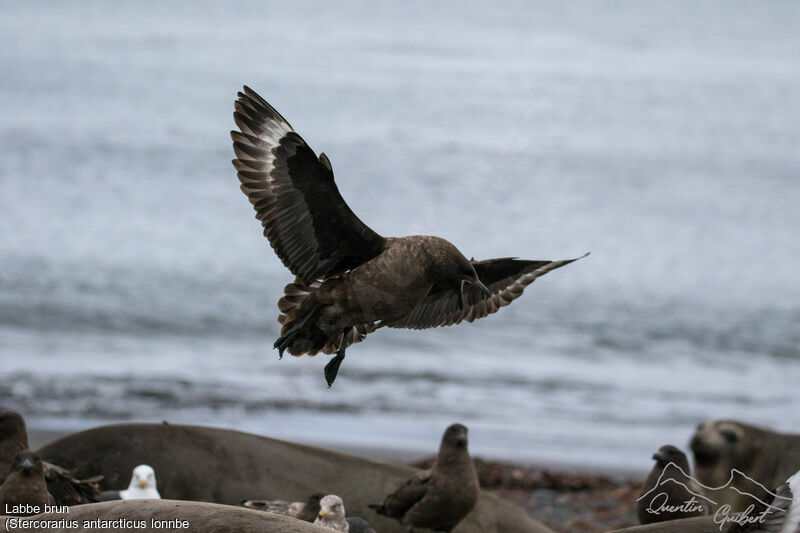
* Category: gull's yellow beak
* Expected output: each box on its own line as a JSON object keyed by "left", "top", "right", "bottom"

{"left": 318, "top": 510, "right": 328, "bottom": 518}
{"left": 140, "top": 479, "right": 147, "bottom": 488}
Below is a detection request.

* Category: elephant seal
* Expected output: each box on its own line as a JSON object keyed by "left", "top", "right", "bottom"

{"left": 690, "top": 420, "right": 800, "bottom": 512}
{"left": 35, "top": 423, "right": 554, "bottom": 533}
{"left": 609, "top": 516, "right": 719, "bottom": 533}
{"left": 0, "top": 499, "right": 328, "bottom": 533}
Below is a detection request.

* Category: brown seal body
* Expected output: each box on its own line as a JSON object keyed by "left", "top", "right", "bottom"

{"left": 0, "top": 499, "right": 329, "bottom": 533}
{"left": 36, "top": 423, "right": 553, "bottom": 533}
{"left": 609, "top": 516, "right": 719, "bottom": 533}
{"left": 691, "top": 420, "right": 800, "bottom": 512}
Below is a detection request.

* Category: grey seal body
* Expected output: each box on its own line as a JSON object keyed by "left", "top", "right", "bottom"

{"left": 35, "top": 422, "right": 551, "bottom": 533}
{"left": 0, "top": 499, "right": 332, "bottom": 533}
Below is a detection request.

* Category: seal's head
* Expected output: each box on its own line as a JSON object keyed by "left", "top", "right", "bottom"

{"left": 690, "top": 421, "right": 756, "bottom": 480}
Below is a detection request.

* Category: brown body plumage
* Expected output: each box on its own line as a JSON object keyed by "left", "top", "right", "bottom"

{"left": 0, "top": 451, "right": 55, "bottom": 515}
{"left": 369, "top": 423, "right": 479, "bottom": 532}
{"left": 231, "top": 86, "right": 585, "bottom": 385}
{"left": 278, "top": 236, "right": 479, "bottom": 356}
{"left": 0, "top": 410, "right": 28, "bottom": 467}
{"left": 637, "top": 445, "right": 707, "bottom": 524}
{"left": 0, "top": 409, "right": 102, "bottom": 505}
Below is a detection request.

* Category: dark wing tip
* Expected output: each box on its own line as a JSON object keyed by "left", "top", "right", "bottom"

{"left": 554, "top": 252, "right": 590, "bottom": 264}
{"left": 546, "top": 252, "right": 589, "bottom": 269}
{"left": 318, "top": 152, "right": 333, "bottom": 172}
{"left": 237, "top": 85, "right": 294, "bottom": 131}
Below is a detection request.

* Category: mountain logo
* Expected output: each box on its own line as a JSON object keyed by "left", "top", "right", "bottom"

{"left": 637, "top": 463, "right": 798, "bottom": 530}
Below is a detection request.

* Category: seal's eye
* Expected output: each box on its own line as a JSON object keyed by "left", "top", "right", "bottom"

{"left": 721, "top": 429, "right": 738, "bottom": 443}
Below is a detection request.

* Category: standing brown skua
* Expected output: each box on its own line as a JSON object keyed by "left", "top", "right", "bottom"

{"left": 0, "top": 450, "right": 55, "bottom": 515}
{"left": 369, "top": 423, "right": 479, "bottom": 532}
{"left": 0, "top": 409, "right": 101, "bottom": 505}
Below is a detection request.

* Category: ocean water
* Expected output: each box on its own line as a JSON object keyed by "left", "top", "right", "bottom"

{"left": 1, "top": 0, "right": 799, "bottom": 471}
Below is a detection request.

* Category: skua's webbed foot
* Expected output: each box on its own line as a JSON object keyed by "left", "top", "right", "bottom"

{"left": 324, "top": 344, "right": 346, "bottom": 388}
{"left": 273, "top": 330, "right": 297, "bottom": 359}
{"left": 272, "top": 305, "right": 321, "bottom": 359}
